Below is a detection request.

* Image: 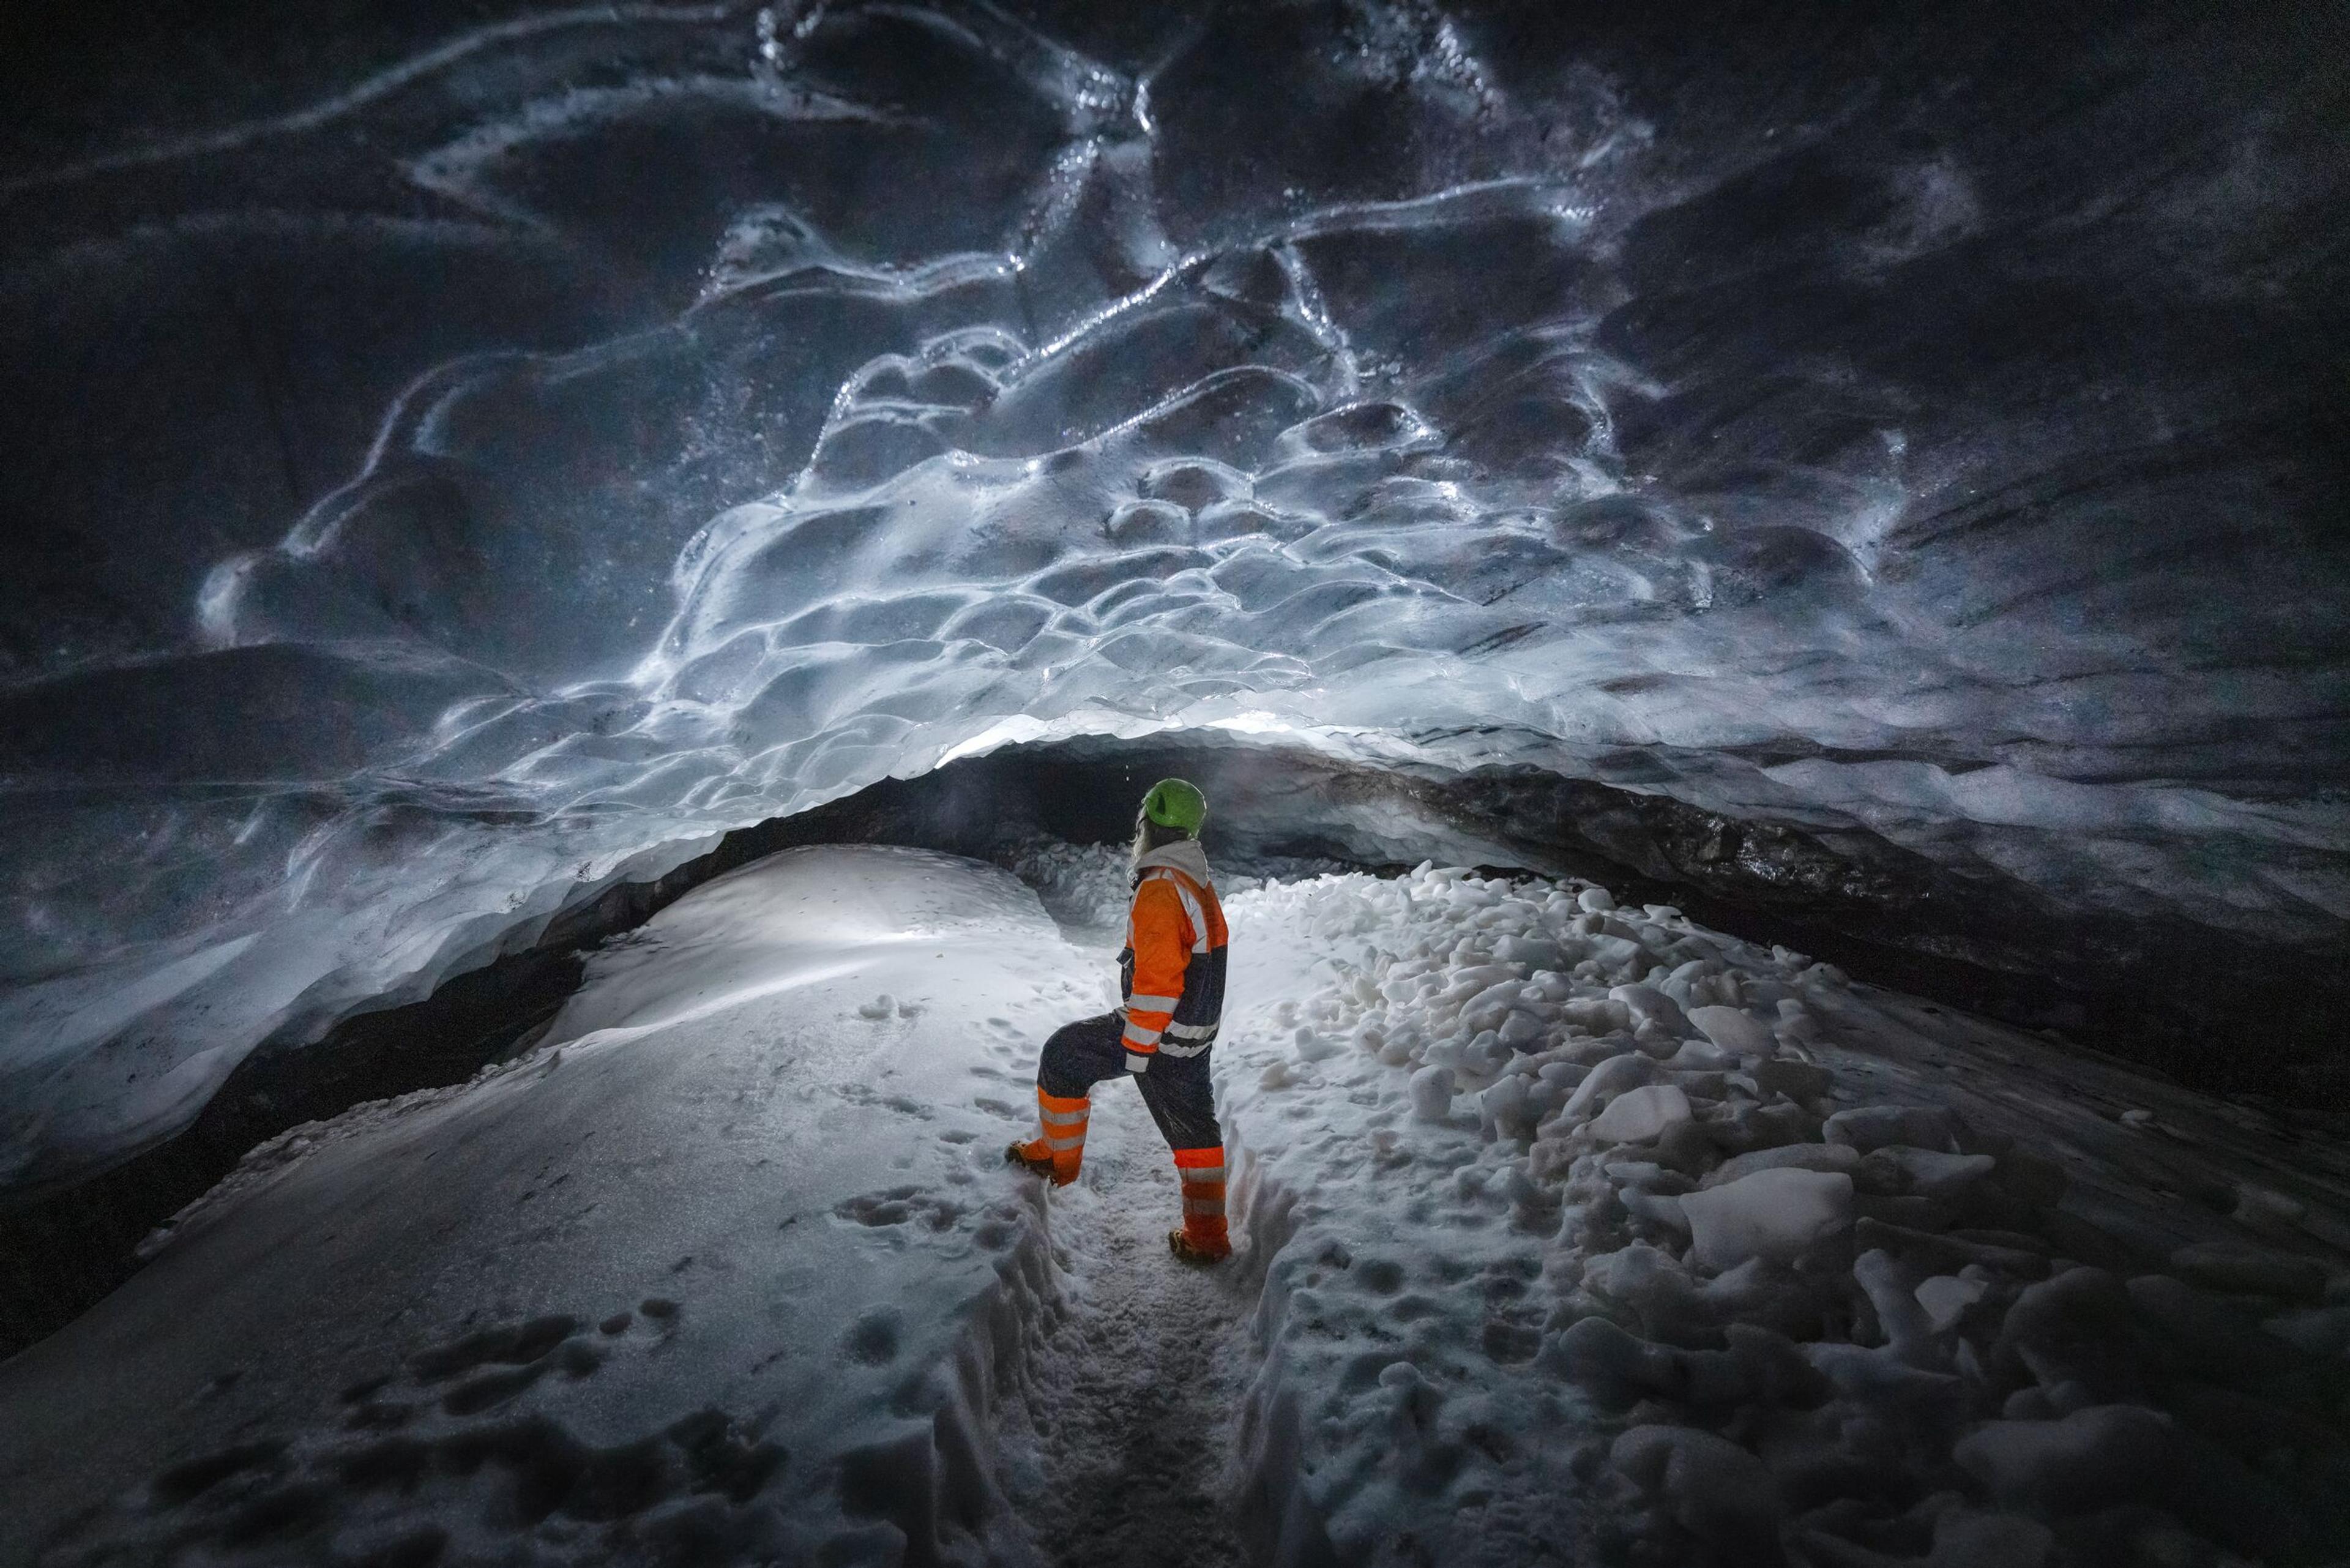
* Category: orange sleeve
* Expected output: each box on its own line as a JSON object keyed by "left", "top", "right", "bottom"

{"left": 1121, "top": 878, "right": 1192, "bottom": 1054}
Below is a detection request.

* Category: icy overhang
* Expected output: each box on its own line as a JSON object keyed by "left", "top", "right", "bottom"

{"left": 1, "top": 1, "right": 2345, "bottom": 1187}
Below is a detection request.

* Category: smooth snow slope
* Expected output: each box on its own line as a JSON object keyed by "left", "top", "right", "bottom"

{"left": 3, "top": 0, "right": 2345, "bottom": 1190}
{"left": 0, "top": 846, "right": 1112, "bottom": 1567}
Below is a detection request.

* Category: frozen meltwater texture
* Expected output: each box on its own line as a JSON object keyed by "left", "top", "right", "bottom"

{"left": 1, "top": 2, "right": 2346, "bottom": 1183}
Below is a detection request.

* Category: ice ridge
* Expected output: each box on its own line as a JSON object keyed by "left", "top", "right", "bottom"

{"left": 1, "top": 1, "right": 2344, "bottom": 1185}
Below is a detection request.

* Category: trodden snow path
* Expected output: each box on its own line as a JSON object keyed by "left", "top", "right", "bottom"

{"left": 0, "top": 842, "right": 1280, "bottom": 1568}
{"left": 15, "top": 838, "right": 2350, "bottom": 1568}
{"left": 998, "top": 1086, "right": 1256, "bottom": 1568}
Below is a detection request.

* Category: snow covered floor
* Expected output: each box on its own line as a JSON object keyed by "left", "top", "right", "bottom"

{"left": 991, "top": 1092, "right": 1254, "bottom": 1568}
{"left": 6, "top": 842, "right": 2350, "bottom": 1568}
{"left": 0, "top": 848, "right": 1105, "bottom": 1567}
{"left": 1211, "top": 862, "right": 2350, "bottom": 1568}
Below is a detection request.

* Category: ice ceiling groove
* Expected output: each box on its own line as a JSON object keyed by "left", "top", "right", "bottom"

{"left": 1, "top": 1, "right": 2344, "bottom": 1186}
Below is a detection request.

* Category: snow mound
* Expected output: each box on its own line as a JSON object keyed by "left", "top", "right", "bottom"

{"left": 1217, "top": 864, "right": 2350, "bottom": 1567}
{"left": 9, "top": 843, "right": 2350, "bottom": 1562}
{"left": 1004, "top": 837, "right": 1133, "bottom": 936}
{"left": 0, "top": 847, "right": 1099, "bottom": 1567}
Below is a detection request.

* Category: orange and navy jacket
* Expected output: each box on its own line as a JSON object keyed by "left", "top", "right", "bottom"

{"left": 1119, "top": 839, "right": 1229, "bottom": 1069}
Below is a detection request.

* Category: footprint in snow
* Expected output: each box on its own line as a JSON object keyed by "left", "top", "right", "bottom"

{"left": 834, "top": 1187, "right": 967, "bottom": 1233}
{"left": 58, "top": 1296, "right": 786, "bottom": 1564}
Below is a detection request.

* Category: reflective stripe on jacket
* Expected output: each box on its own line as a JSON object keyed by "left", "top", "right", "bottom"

{"left": 1119, "top": 840, "right": 1229, "bottom": 1059}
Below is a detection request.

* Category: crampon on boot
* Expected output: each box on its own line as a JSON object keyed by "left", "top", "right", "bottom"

{"left": 1005, "top": 1139, "right": 1075, "bottom": 1186}
{"left": 1168, "top": 1227, "right": 1231, "bottom": 1264}
{"left": 1006, "top": 1089, "right": 1089, "bottom": 1186}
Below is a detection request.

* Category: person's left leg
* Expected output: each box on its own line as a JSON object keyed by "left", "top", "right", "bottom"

{"left": 1137, "top": 1050, "right": 1229, "bottom": 1261}
{"left": 1007, "top": 1013, "right": 1127, "bottom": 1185}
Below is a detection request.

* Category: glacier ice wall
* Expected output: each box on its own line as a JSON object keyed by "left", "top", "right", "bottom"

{"left": 1, "top": 0, "right": 2345, "bottom": 1186}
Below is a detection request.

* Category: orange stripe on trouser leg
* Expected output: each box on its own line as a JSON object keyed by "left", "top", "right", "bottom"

{"left": 1021, "top": 1088, "right": 1089, "bottom": 1184}
{"left": 1173, "top": 1146, "right": 1229, "bottom": 1252}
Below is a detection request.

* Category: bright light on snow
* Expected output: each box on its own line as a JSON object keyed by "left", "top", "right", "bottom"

{"left": 8, "top": 845, "right": 2344, "bottom": 1564}
{"left": 4, "top": 1, "right": 2345, "bottom": 1559}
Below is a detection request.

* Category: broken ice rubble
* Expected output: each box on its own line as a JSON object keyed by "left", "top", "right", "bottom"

{"left": 6, "top": 843, "right": 2348, "bottom": 1564}
{"left": 1216, "top": 861, "right": 2350, "bottom": 1567}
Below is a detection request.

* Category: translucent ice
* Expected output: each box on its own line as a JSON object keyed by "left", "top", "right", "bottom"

{"left": 2, "top": 0, "right": 2346, "bottom": 1187}
{"left": 1915, "top": 1272, "right": 1989, "bottom": 1334}
{"left": 1688, "top": 1004, "right": 1774, "bottom": 1056}
{"left": 1562, "top": 1051, "right": 1655, "bottom": 1120}
{"left": 1588, "top": 1083, "right": 1692, "bottom": 1145}
{"left": 1680, "top": 1167, "right": 1855, "bottom": 1272}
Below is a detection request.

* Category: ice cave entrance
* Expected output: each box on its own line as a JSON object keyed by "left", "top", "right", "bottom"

{"left": 5, "top": 749, "right": 2349, "bottom": 1568}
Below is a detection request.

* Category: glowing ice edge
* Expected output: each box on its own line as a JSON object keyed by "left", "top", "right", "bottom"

{"left": 5, "top": 5, "right": 2344, "bottom": 1190}
{"left": 936, "top": 706, "right": 1326, "bottom": 765}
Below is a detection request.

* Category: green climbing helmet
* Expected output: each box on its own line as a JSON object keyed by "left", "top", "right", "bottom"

{"left": 1140, "top": 777, "right": 1207, "bottom": 834}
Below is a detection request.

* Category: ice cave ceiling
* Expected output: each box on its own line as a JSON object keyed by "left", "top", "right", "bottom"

{"left": 0, "top": 0, "right": 2344, "bottom": 1190}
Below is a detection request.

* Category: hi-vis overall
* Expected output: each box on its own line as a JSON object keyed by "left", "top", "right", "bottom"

{"left": 1012, "top": 840, "right": 1231, "bottom": 1257}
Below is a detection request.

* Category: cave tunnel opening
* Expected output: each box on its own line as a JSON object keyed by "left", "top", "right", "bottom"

{"left": 4, "top": 733, "right": 2336, "bottom": 1360}
{"left": 4, "top": 0, "right": 2348, "bottom": 1560}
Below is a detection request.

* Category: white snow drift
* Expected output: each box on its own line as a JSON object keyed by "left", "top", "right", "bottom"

{"left": 0, "top": 847, "right": 1103, "bottom": 1567}
{"left": 8, "top": 843, "right": 2350, "bottom": 1567}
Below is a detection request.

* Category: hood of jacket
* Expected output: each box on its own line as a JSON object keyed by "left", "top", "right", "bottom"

{"left": 1133, "top": 837, "right": 1212, "bottom": 889}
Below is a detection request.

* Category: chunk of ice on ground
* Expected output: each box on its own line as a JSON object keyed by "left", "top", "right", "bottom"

{"left": 1610, "top": 1424, "right": 1780, "bottom": 1552}
{"left": 1610, "top": 984, "right": 1690, "bottom": 1036}
{"left": 1408, "top": 1063, "right": 1456, "bottom": 1122}
{"left": 1952, "top": 1405, "right": 2172, "bottom": 1514}
{"left": 1824, "top": 1103, "right": 1962, "bottom": 1153}
{"left": 1665, "top": 1038, "right": 1736, "bottom": 1071}
{"left": 1589, "top": 1083, "right": 1693, "bottom": 1145}
{"left": 1928, "top": 1510, "right": 2056, "bottom": 1568}
{"left": 2234, "top": 1182, "right": 2309, "bottom": 1236}
{"left": 1477, "top": 1074, "right": 1530, "bottom": 1140}
{"left": 1877, "top": 1145, "right": 1998, "bottom": 1198}
{"left": 1915, "top": 1272, "right": 1990, "bottom": 1333}
{"left": 1293, "top": 1026, "right": 1344, "bottom": 1063}
{"left": 1687, "top": 1004, "right": 1774, "bottom": 1056}
{"left": 1753, "top": 1056, "right": 1831, "bottom": 1102}
{"left": 1680, "top": 1167, "right": 1854, "bottom": 1271}
{"left": 2168, "top": 1241, "right": 2327, "bottom": 1302}
{"left": 857, "top": 993, "right": 895, "bottom": 1020}
{"left": 2264, "top": 1305, "right": 2350, "bottom": 1356}
{"left": 1577, "top": 887, "right": 1615, "bottom": 913}
{"left": 1701, "top": 1141, "right": 1859, "bottom": 1188}
{"left": 1561, "top": 1051, "right": 1654, "bottom": 1120}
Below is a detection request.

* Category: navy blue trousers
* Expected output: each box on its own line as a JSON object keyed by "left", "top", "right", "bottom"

{"left": 1036, "top": 1012, "right": 1221, "bottom": 1152}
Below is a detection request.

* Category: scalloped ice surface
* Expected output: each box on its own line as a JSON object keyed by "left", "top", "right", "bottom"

{"left": 1, "top": 1, "right": 2346, "bottom": 1186}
